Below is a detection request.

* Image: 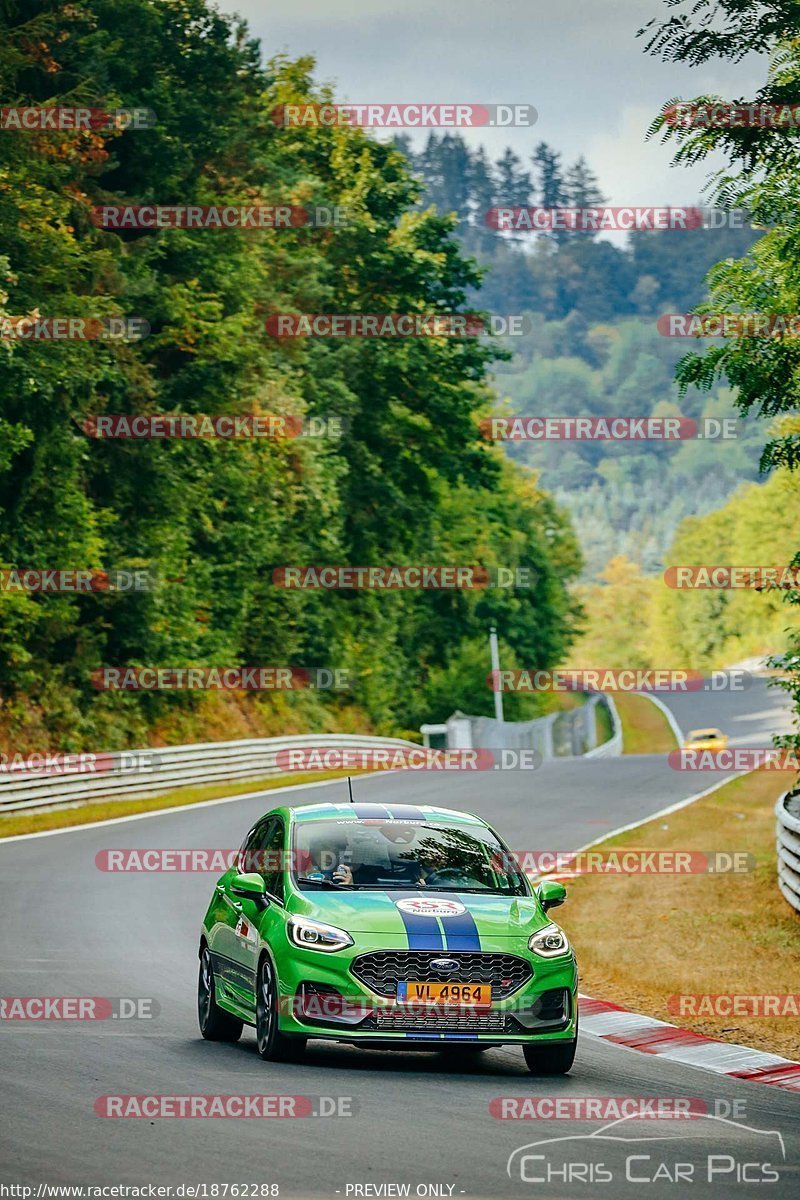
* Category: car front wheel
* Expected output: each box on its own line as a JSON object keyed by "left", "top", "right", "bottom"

{"left": 198, "top": 947, "right": 243, "bottom": 1042}
{"left": 255, "top": 956, "right": 306, "bottom": 1062}
{"left": 523, "top": 1011, "right": 578, "bottom": 1075}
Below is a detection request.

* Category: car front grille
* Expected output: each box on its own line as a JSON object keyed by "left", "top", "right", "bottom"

{"left": 366, "top": 1007, "right": 508, "bottom": 1033}
{"left": 350, "top": 951, "right": 532, "bottom": 1000}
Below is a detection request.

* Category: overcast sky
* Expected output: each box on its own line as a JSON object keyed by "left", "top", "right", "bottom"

{"left": 230, "top": 0, "right": 765, "bottom": 207}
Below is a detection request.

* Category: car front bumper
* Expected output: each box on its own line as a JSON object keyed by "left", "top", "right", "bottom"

{"left": 273, "top": 932, "right": 578, "bottom": 1044}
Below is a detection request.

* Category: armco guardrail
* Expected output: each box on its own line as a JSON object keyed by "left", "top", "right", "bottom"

{"left": 0, "top": 734, "right": 421, "bottom": 815}
{"left": 440, "top": 694, "right": 621, "bottom": 760}
{"left": 776, "top": 790, "right": 800, "bottom": 914}
{"left": 583, "top": 695, "right": 623, "bottom": 759}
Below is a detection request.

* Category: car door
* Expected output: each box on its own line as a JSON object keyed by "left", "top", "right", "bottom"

{"left": 253, "top": 816, "right": 290, "bottom": 982}
{"left": 223, "top": 816, "right": 287, "bottom": 1015}
{"left": 208, "top": 818, "right": 268, "bottom": 1012}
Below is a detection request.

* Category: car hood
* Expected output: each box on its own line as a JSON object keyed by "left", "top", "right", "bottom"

{"left": 286, "top": 888, "right": 546, "bottom": 938}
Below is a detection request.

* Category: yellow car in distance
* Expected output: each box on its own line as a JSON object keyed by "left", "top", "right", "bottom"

{"left": 682, "top": 727, "right": 728, "bottom": 752}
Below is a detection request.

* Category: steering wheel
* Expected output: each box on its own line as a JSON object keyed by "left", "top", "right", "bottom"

{"left": 425, "top": 867, "right": 481, "bottom": 887}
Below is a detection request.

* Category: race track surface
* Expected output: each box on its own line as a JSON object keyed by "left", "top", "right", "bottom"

{"left": 1, "top": 679, "right": 798, "bottom": 1198}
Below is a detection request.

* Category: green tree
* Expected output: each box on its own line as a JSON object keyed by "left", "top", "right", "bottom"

{"left": 564, "top": 155, "right": 605, "bottom": 240}
{"left": 0, "top": 0, "right": 583, "bottom": 750}
{"left": 641, "top": 0, "right": 800, "bottom": 746}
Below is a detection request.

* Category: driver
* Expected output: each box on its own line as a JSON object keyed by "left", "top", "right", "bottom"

{"left": 305, "top": 830, "right": 386, "bottom": 886}
{"left": 306, "top": 831, "right": 349, "bottom": 882}
{"left": 336, "top": 826, "right": 428, "bottom": 887}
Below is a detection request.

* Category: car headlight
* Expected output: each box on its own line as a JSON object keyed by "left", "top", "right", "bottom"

{"left": 288, "top": 916, "right": 353, "bottom": 952}
{"left": 528, "top": 923, "right": 570, "bottom": 958}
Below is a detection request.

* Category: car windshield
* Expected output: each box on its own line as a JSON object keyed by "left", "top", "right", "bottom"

{"left": 691, "top": 732, "right": 720, "bottom": 741}
{"left": 292, "top": 819, "right": 528, "bottom": 896}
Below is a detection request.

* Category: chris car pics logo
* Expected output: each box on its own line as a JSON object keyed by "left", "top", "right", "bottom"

{"left": 507, "top": 1113, "right": 785, "bottom": 1186}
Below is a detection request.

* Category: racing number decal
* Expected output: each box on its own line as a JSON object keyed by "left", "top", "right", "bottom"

{"left": 235, "top": 915, "right": 258, "bottom": 946}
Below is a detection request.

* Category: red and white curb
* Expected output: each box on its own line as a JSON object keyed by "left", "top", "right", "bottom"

{"left": 580, "top": 994, "right": 800, "bottom": 1093}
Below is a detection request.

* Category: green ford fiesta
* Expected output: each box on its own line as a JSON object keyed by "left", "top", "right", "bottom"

{"left": 198, "top": 797, "right": 578, "bottom": 1073}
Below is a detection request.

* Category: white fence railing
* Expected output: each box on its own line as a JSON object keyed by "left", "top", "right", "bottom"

{"left": 0, "top": 734, "right": 421, "bottom": 815}
{"left": 584, "top": 695, "right": 623, "bottom": 758}
{"left": 0, "top": 695, "right": 625, "bottom": 819}
{"left": 776, "top": 790, "right": 800, "bottom": 914}
{"left": 435, "top": 694, "right": 622, "bottom": 760}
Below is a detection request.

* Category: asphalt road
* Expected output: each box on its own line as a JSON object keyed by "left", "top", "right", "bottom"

{"left": 1, "top": 678, "right": 798, "bottom": 1198}
{"left": 652, "top": 672, "right": 793, "bottom": 747}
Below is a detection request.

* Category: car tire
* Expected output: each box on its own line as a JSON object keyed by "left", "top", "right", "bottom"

{"left": 198, "top": 947, "right": 243, "bottom": 1042}
{"left": 255, "top": 956, "right": 307, "bottom": 1062}
{"left": 523, "top": 1034, "right": 577, "bottom": 1075}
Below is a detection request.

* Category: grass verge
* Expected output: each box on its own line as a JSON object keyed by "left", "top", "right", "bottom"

{"left": 0, "top": 769, "right": 361, "bottom": 839}
{"left": 595, "top": 700, "right": 614, "bottom": 747}
{"left": 560, "top": 768, "right": 799, "bottom": 1059}
{"left": 614, "top": 692, "right": 678, "bottom": 754}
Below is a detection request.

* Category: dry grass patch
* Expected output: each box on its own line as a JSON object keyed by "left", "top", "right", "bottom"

{"left": 614, "top": 692, "right": 677, "bottom": 754}
{"left": 560, "top": 769, "right": 800, "bottom": 1058}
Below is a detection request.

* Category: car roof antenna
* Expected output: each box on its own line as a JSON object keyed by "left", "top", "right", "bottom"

{"left": 347, "top": 775, "right": 354, "bottom": 804}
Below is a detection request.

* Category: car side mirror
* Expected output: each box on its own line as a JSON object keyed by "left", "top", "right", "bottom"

{"left": 538, "top": 879, "right": 566, "bottom": 912}
{"left": 231, "top": 872, "right": 267, "bottom": 901}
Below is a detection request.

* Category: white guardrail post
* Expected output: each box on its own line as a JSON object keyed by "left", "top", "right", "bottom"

{"left": 776, "top": 790, "right": 800, "bottom": 914}
{"left": 0, "top": 734, "right": 422, "bottom": 815}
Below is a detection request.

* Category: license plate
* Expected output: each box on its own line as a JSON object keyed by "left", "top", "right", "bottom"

{"left": 396, "top": 981, "right": 491, "bottom": 1006}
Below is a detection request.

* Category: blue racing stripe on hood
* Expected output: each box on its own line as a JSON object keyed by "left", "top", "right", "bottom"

{"left": 439, "top": 899, "right": 482, "bottom": 951}
{"left": 393, "top": 893, "right": 445, "bottom": 950}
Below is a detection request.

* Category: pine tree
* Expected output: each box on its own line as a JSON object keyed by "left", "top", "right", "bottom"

{"left": 495, "top": 147, "right": 533, "bottom": 206}
{"left": 418, "top": 132, "right": 472, "bottom": 230}
{"left": 467, "top": 146, "right": 497, "bottom": 251}
{"left": 532, "top": 141, "right": 567, "bottom": 208}
{"left": 564, "top": 155, "right": 606, "bottom": 240}
{"left": 532, "top": 141, "right": 568, "bottom": 243}
{"left": 565, "top": 156, "right": 605, "bottom": 209}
